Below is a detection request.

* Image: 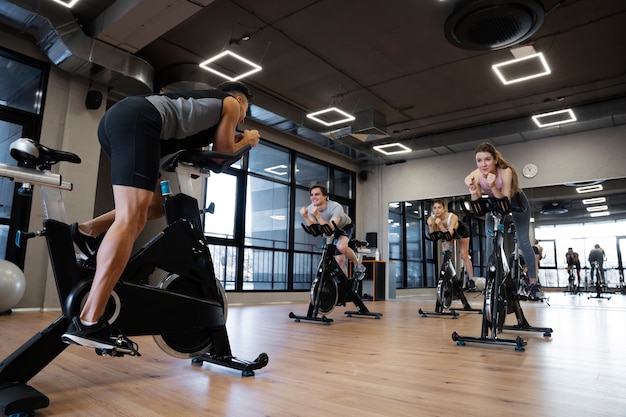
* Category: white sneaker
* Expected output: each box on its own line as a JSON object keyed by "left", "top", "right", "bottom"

{"left": 353, "top": 264, "right": 366, "bottom": 281}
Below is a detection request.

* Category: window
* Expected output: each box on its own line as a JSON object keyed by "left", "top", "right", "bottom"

{"left": 246, "top": 176, "right": 289, "bottom": 249}
{"left": 0, "top": 48, "right": 47, "bottom": 266}
{"left": 203, "top": 139, "right": 356, "bottom": 291}
{"left": 0, "top": 51, "right": 46, "bottom": 114}
{"left": 295, "top": 156, "right": 328, "bottom": 188}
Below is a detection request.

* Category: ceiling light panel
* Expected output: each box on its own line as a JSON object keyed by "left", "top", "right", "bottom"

{"left": 532, "top": 109, "right": 577, "bottom": 128}
{"left": 590, "top": 211, "right": 610, "bottom": 217}
{"left": 492, "top": 52, "right": 550, "bottom": 84}
{"left": 373, "top": 143, "right": 412, "bottom": 155}
{"left": 51, "top": 0, "right": 81, "bottom": 7}
{"left": 586, "top": 205, "right": 609, "bottom": 212}
{"left": 199, "top": 50, "right": 262, "bottom": 81}
{"left": 306, "top": 107, "right": 355, "bottom": 127}
{"left": 582, "top": 197, "right": 606, "bottom": 205}
{"left": 576, "top": 184, "right": 603, "bottom": 194}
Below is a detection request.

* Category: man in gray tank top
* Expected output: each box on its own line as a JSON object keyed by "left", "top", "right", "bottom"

{"left": 62, "top": 82, "right": 260, "bottom": 350}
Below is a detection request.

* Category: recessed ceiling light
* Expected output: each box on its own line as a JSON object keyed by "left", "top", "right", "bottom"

{"left": 586, "top": 205, "right": 609, "bottom": 212}
{"left": 582, "top": 197, "right": 606, "bottom": 205}
{"left": 199, "top": 50, "right": 262, "bottom": 81}
{"left": 373, "top": 143, "right": 412, "bottom": 155}
{"left": 492, "top": 52, "right": 551, "bottom": 85}
{"left": 306, "top": 107, "right": 355, "bottom": 126}
{"left": 576, "top": 184, "right": 603, "bottom": 193}
{"left": 590, "top": 211, "right": 610, "bottom": 217}
{"left": 531, "top": 109, "right": 576, "bottom": 128}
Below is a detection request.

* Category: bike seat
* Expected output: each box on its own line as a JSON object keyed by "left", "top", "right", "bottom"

{"left": 162, "top": 145, "right": 252, "bottom": 174}
{"left": 10, "top": 138, "right": 81, "bottom": 168}
{"left": 349, "top": 239, "right": 369, "bottom": 251}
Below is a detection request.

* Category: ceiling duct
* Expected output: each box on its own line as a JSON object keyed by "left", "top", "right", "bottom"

{"left": 321, "top": 109, "right": 389, "bottom": 142}
{"left": 444, "top": 0, "right": 544, "bottom": 51}
{"left": 0, "top": 0, "right": 153, "bottom": 95}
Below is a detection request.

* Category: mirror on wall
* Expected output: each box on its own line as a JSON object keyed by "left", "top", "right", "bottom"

{"left": 389, "top": 178, "right": 626, "bottom": 290}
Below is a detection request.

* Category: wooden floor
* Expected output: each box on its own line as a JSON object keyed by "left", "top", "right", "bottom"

{"left": 1, "top": 290, "right": 625, "bottom": 417}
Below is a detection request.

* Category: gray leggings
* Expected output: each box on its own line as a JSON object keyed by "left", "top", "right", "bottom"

{"left": 485, "top": 191, "right": 536, "bottom": 280}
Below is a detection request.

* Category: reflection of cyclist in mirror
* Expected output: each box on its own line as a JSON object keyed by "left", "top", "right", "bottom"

{"left": 300, "top": 185, "right": 365, "bottom": 280}
{"left": 588, "top": 244, "right": 606, "bottom": 284}
{"left": 464, "top": 142, "right": 543, "bottom": 300}
{"left": 533, "top": 239, "right": 544, "bottom": 281}
{"left": 566, "top": 248, "right": 581, "bottom": 287}
{"left": 427, "top": 199, "right": 475, "bottom": 290}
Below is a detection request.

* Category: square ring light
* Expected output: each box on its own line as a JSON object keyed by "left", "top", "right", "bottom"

{"left": 51, "top": 0, "right": 81, "bottom": 7}
{"left": 199, "top": 50, "right": 262, "bottom": 81}
{"left": 532, "top": 109, "right": 577, "bottom": 128}
{"left": 373, "top": 143, "right": 412, "bottom": 155}
{"left": 306, "top": 107, "right": 355, "bottom": 126}
{"left": 492, "top": 52, "right": 551, "bottom": 85}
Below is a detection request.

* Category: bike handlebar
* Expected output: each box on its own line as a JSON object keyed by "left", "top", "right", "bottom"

{"left": 425, "top": 230, "right": 458, "bottom": 242}
{"left": 460, "top": 193, "right": 525, "bottom": 217}
{"left": 161, "top": 145, "right": 252, "bottom": 174}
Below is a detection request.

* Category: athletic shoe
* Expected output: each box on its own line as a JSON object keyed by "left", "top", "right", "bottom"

{"left": 353, "top": 264, "right": 366, "bottom": 281}
{"left": 62, "top": 316, "right": 116, "bottom": 349}
{"left": 528, "top": 284, "right": 544, "bottom": 301}
{"left": 70, "top": 222, "right": 98, "bottom": 258}
{"left": 463, "top": 279, "right": 476, "bottom": 292}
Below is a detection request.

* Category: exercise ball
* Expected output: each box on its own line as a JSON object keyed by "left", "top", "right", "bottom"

{"left": 0, "top": 260, "right": 26, "bottom": 312}
{"left": 474, "top": 277, "right": 486, "bottom": 291}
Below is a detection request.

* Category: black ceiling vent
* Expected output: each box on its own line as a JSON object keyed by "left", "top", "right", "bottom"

{"left": 444, "top": 0, "right": 544, "bottom": 51}
{"left": 540, "top": 202, "right": 569, "bottom": 215}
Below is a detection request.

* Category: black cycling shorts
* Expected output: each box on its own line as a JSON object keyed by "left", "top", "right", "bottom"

{"left": 97, "top": 96, "right": 163, "bottom": 191}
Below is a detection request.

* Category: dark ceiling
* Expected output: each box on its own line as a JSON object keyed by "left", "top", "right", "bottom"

{"left": 1, "top": 0, "right": 625, "bottom": 225}
{"left": 62, "top": 0, "right": 626, "bottom": 163}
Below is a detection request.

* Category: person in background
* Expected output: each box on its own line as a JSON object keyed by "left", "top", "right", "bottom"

{"left": 427, "top": 199, "right": 476, "bottom": 290}
{"left": 464, "top": 142, "right": 543, "bottom": 301}
{"left": 588, "top": 244, "right": 606, "bottom": 285}
{"left": 533, "top": 239, "right": 544, "bottom": 284}
{"left": 62, "top": 81, "right": 260, "bottom": 350}
{"left": 300, "top": 185, "right": 366, "bottom": 280}
{"left": 566, "top": 247, "right": 581, "bottom": 288}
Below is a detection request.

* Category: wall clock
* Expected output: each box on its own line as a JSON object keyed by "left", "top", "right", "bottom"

{"left": 522, "top": 163, "right": 538, "bottom": 179}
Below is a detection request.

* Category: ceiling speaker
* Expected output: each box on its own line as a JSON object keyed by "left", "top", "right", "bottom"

{"left": 359, "top": 170, "right": 368, "bottom": 181}
{"left": 85, "top": 90, "right": 103, "bottom": 110}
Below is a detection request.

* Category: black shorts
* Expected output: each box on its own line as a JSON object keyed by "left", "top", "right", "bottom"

{"left": 333, "top": 223, "right": 355, "bottom": 256}
{"left": 456, "top": 222, "right": 470, "bottom": 239}
{"left": 97, "top": 96, "right": 163, "bottom": 191}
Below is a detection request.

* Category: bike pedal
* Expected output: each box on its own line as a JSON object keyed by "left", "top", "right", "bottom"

{"left": 114, "top": 335, "right": 142, "bottom": 357}
{"left": 94, "top": 335, "right": 142, "bottom": 357}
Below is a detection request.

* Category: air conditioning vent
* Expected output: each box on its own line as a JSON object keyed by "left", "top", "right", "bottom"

{"left": 444, "top": 0, "right": 544, "bottom": 51}
{"left": 540, "top": 202, "right": 568, "bottom": 215}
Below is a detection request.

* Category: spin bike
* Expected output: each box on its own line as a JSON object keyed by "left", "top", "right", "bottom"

{"left": 451, "top": 196, "right": 553, "bottom": 351}
{"left": 565, "top": 267, "right": 579, "bottom": 295}
{"left": 0, "top": 138, "right": 268, "bottom": 416}
{"left": 588, "top": 260, "right": 611, "bottom": 300}
{"left": 507, "top": 220, "right": 549, "bottom": 304}
{"left": 418, "top": 230, "right": 481, "bottom": 318}
{"left": 289, "top": 222, "right": 382, "bottom": 324}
